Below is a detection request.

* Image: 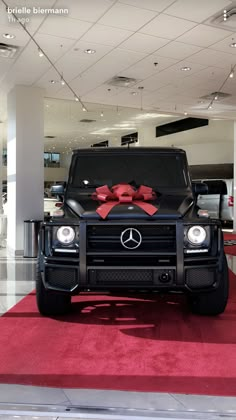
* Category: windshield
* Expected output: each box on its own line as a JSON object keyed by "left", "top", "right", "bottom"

{"left": 70, "top": 153, "right": 188, "bottom": 190}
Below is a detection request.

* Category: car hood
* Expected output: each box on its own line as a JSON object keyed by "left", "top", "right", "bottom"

{"left": 64, "top": 193, "right": 193, "bottom": 220}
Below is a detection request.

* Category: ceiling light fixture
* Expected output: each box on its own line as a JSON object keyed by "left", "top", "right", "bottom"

{"left": 181, "top": 66, "right": 191, "bottom": 71}
{"left": 50, "top": 80, "right": 56, "bottom": 84}
{"left": 38, "top": 47, "right": 44, "bottom": 57}
{"left": 184, "top": 112, "right": 188, "bottom": 115}
{"left": 223, "top": 9, "right": 228, "bottom": 21}
{"left": 131, "top": 91, "right": 137, "bottom": 96}
{"left": 60, "top": 74, "right": 65, "bottom": 86}
{"left": 100, "top": 111, "right": 104, "bottom": 117}
{"left": 84, "top": 48, "right": 96, "bottom": 54}
{"left": 214, "top": 95, "right": 218, "bottom": 100}
{"left": 230, "top": 42, "right": 236, "bottom": 48}
{"left": 138, "top": 86, "right": 144, "bottom": 111}
{"left": 74, "top": 95, "right": 79, "bottom": 102}
{"left": 82, "top": 106, "right": 87, "bottom": 112}
{"left": 2, "top": 33, "right": 15, "bottom": 39}
{"left": 230, "top": 69, "right": 234, "bottom": 78}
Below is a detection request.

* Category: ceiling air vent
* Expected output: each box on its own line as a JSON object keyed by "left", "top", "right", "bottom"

{"left": 0, "top": 43, "right": 19, "bottom": 58}
{"left": 107, "top": 76, "right": 139, "bottom": 87}
{"left": 80, "top": 119, "right": 96, "bottom": 123}
{"left": 200, "top": 91, "right": 231, "bottom": 101}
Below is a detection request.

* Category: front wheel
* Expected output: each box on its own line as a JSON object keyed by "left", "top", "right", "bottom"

{"left": 189, "top": 254, "right": 229, "bottom": 316}
{"left": 36, "top": 262, "right": 71, "bottom": 316}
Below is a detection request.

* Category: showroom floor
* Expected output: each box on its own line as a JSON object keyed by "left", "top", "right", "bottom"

{"left": 1, "top": 247, "right": 236, "bottom": 420}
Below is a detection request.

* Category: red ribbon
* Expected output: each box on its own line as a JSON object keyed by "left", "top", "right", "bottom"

{"left": 92, "top": 183, "right": 158, "bottom": 219}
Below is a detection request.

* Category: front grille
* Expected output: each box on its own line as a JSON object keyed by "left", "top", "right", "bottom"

{"left": 91, "top": 269, "right": 153, "bottom": 285}
{"left": 186, "top": 268, "right": 215, "bottom": 288}
{"left": 87, "top": 224, "right": 176, "bottom": 252}
{"left": 45, "top": 267, "right": 78, "bottom": 291}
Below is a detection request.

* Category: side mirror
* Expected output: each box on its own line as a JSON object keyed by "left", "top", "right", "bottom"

{"left": 51, "top": 185, "right": 65, "bottom": 196}
{"left": 192, "top": 182, "right": 208, "bottom": 196}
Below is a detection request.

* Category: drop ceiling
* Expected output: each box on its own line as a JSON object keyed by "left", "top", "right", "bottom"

{"left": 1, "top": 0, "right": 236, "bottom": 148}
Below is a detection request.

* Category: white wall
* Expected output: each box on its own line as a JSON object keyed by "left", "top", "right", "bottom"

{"left": 138, "top": 120, "right": 234, "bottom": 165}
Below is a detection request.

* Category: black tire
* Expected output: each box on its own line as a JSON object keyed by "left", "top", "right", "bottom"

{"left": 36, "top": 262, "right": 71, "bottom": 316}
{"left": 189, "top": 254, "right": 229, "bottom": 316}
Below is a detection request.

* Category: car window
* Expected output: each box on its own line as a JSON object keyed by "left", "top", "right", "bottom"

{"left": 203, "top": 180, "right": 227, "bottom": 195}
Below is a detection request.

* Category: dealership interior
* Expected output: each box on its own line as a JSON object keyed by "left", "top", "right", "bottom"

{"left": 2, "top": 0, "right": 236, "bottom": 419}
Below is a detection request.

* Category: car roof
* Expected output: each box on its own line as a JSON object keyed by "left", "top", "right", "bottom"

{"left": 72, "top": 147, "right": 186, "bottom": 155}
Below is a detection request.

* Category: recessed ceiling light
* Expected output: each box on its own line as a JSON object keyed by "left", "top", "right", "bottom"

{"left": 2, "top": 33, "right": 15, "bottom": 39}
{"left": 181, "top": 66, "right": 191, "bottom": 71}
{"left": 230, "top": 42, "right": 236, "bottom": 48}
{"left": 84, "top": 48, "right": 96, "bottom": 54}
{"left": 131, "top": 92, "right": 137, "bottom": 95}
{"left": 50, "top": 80, "right": 56, "bottom": 84}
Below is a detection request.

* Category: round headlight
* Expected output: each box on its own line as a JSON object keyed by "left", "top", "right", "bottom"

{"left": 57, "top": 226, "right": 75, "bottom": 244}
{"left": 187, "top": 225, "right": 206, "bottom": 245}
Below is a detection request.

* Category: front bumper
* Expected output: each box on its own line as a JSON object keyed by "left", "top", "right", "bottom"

{"left": 39, "top": 219, "right": 223, "bottom": 294}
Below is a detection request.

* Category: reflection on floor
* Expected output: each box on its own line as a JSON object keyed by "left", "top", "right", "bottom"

{"left": 1, "top": 246, "right": 236, "bottom": 419}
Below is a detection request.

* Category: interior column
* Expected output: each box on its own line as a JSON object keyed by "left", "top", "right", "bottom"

{"left": 7, "top": 85, "right": 44, "bottom": 255}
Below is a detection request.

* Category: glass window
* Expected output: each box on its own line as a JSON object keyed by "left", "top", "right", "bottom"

{"left": 71, "top": 153, "right": 188, "bottom": 190}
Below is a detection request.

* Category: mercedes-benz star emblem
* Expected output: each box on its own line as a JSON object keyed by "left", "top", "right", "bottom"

{"left": 120, "top": 228, "right": 142, "bottom": 250}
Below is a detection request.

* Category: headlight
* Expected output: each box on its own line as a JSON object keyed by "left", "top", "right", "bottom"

{"left": 187, "top": 225, "right": 206, "bottom": 245}
{"left": 57, "top": 226, "right": 75, "bottom": 244}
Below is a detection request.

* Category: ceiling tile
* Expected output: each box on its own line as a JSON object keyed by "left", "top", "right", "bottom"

{"left": 178, "top": 25, "right": 232, "bottom": 47}
{"left": 34, "top": 34, "right": 75, "bottom": 62}
{"left": 80, "top": 24, "right": 132, "bottom": 47}
{"left": 56, "top": 42, "right": 114, "bottom": 81}
{"left": 0, "top": 24, "right": 29, "bottom": 47}
{"left": 164, "top": 0, "right": 232, "bottom": 23}
{"left": 133, "top": 73, "right": 173, "bottom": 91}
{"left": 119, "top": 33, "right": 170, "bottom": 54}
{"left": 156, "top": 41, "right": 202, "bottom": 60}
{"left": 141, "top": 14, "right": 196, "bottom": 39}
{"left": 210, "top": 33, "right": 236, "bottom": 54}
{"left": 158, "top": 61, "right": 207, "bottom": 80}
{"left": 98, "top": 3, "right": 157, "bottom": 31}
{"left": 118, "top": 0, "right": 176, "bottom": 12}
{"left": 70, "top": 48, "right": 147, "bottom": 96}
{"left": 39, "top": 16, "right": 92, "bottom": 40}
{"left": 55, "top": 0, "right": 116, "bottom": 22}
{"left": 0, "top": 0, "right": 56, "bottom": 30}
{"left": 188, "top": 48, "right": 236, "bottom": 67}
{"left": 119, "top": 54, "right": 178, "bottom": 80}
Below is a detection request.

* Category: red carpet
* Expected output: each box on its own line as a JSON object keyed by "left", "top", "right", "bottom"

{"left": 1, "top": 268, "right": 236, "bottom": 396}
{"left": 224, "top": 233, "right": 236, "bottom": 255}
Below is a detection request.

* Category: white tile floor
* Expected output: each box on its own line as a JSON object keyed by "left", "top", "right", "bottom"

{"left": 0, "top": 246, "right": 236, "bottom": 419}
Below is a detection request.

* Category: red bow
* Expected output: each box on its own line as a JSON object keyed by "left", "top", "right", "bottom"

{"left": 92, "top": 183, "right": 158, "bottom": 219}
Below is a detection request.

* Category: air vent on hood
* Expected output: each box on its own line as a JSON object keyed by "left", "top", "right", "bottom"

{"left": 107, "top": 76, "right": 139, "bottom": 87}
{"left": 0, "top": 43, "right": 19, "bottom": 58}
{"left": 200, "top": 91, "right": 231, "bottom": 101}
{"left": 80, "top": 119, "right": 96, "bottom": 123}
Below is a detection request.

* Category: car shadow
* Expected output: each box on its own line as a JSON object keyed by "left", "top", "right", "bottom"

{"left": 54, "top": 292, "right": 236, "bottom": 344}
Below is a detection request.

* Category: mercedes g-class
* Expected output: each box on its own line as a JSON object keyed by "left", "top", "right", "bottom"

{"left": 36, "top": 147, "right": 228, "bottom": 316}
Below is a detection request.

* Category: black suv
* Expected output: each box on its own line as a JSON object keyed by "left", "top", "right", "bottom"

{"left": 37, "top": 147, "right": 228, "bottom": 316}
